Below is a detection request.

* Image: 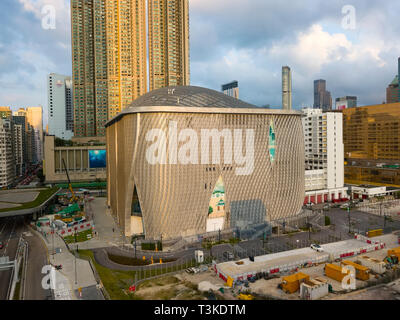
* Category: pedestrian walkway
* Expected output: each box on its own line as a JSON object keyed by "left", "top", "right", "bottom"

{"left": 30, "top": 226, "right": 100, "bottom": 300}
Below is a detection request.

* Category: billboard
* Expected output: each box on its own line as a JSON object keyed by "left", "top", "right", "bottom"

{"left": 89, "top": 150, "right": 106, "bottom": 168}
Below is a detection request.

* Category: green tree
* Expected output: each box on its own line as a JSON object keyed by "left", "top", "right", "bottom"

{"left": 325, "top": 215, "right": 331, "bottom": 226}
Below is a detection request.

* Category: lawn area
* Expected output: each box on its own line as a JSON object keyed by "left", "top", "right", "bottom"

{"left": 77, "top": 249, "right": 139, "bottom": 300}
{"left": 64, "top": 229, "right": 93, "bottom": 244}
{"left": 0, "top": 187, "right": 60, "bottom": 213}
{"left": 77, "top": 249, "right": 200, "bottom": 300}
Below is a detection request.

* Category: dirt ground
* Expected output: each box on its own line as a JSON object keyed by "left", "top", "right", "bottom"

{"left": 131, "top": 242, "right": 400, "bottom": 300}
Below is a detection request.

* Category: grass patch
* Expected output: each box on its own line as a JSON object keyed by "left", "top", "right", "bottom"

{"left": 0, "top": 187, "right": 59, "bottom": 213}
{"left": 77, "top": 250, "right": 198, "bottom": 300}
{"left": 77, "top": 249, "right": 137, "bottom": 300}
{"left": 108, "top": 253, "right": 176, "bottom": 266}
{"left": 138, "top": 276, "right": 180, "bottom": 289}
{"left": 64, "top": 229, "right": 93, "bottom": 244}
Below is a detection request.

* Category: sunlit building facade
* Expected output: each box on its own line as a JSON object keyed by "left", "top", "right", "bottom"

{"left": 106, "top": 86, "right": 305, "bottom": 240}
{"left": 148, "top": 0, "right": 190, "bottom": 90}
{"left": 343, "top": 102, "right": 400, "bottom": 187}
{"left": 105, "top": 0, "right": 147, "bottom": 119}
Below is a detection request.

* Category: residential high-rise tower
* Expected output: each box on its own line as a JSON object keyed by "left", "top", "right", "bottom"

{"left": 71, "top": 0, "right": 108, "bottom": 137}
{"left": 148, "top": 0, "right": 190, "bottom": 91}
{"left": 105, "top": 0, "right": 147, "bottom": 119}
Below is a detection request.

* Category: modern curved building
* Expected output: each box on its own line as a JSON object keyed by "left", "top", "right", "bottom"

{"left": 106, "top": 86, "right": 305, "bottom": 240}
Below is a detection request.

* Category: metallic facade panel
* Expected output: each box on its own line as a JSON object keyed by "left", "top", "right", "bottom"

{"left": 107, "top": 108, "right": 305, "bottom": 240}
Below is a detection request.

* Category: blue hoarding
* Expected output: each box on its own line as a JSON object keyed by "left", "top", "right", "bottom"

{"left": 89, "top": 150, "right": 106, "bottom": 168}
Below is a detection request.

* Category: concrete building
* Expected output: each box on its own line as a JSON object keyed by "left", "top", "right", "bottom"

{"left": 105, "top": 0, "right": 147, "bottom": 119}
{"left": 48, "top": 73, "right": 74, "bottom": 140}
{"left": 71, "top": 0, "right": 108, "bottom": 137}
{"left": 71, "top": 0, "right": 190, "bottom": 137}
{"left": 302, "top": 108, "right": 347, "bottom": 204}
{"left": 343, "top": 102, "right": 400, "bottom": 187}
{"left": 282, "top": 66, "right": 292, "bottom": 110}
{"left": 335, "top": 96, "right": 357, "bottom": 110}
{"left": 106, "top": 86, "right": 305, "bottom": 240}
{"left": 0, "top": 118, "right": 15, "bottom": 188}
{"left": 26, "top": 107, "right": 43, "bottom": 163}
{"left": 222, "top": 81, "right": 239, "bottom": 99}
{"left": 0, "top": 106, "right": 12, "bottom": 119}
{"left": 148, "top": 0, "right": 190, "bottom": 90}
{"left": 314, "top": 80, "right": 332, "bottom": 111}
{"left": 43, "top": 135, "right": 106, "bottom": 184}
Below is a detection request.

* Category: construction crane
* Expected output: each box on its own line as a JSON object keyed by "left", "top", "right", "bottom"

{"left": 62, "top": 158, "right": 77, "bottom": 203}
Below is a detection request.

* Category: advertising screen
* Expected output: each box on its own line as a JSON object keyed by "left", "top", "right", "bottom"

{"left": 89, "top": 150, "right": 106, "bottom": 168}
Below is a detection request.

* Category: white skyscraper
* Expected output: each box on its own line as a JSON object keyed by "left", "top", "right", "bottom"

{"left": 302, "top": 108, "right": 347, "bottom": 203}
{"left": 48, "top": 73, "right": 74, "bottom": 140}
{"left": 282, "top": 66, "right": 292, "bottom": 110}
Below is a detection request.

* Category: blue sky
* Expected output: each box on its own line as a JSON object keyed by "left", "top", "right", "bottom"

{"left": 1, "top": 0, "right": 399, "bottom": 125}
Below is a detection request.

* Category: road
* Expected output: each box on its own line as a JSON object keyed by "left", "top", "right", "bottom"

{"left": 0, "top": 216, "right": 51, "bottom": 300}
{"left": 0, "top": 216, "right": 24, "bottom": 300}
{"left": 22, "top": 229, "right": 52, "bottom": 300}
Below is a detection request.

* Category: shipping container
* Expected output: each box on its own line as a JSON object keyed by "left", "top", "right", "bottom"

{"left": 281, "top": 272, "right": 310, "bottom": 294}
{"left": 367, "top": 229, "right": 383, "bottom": 238}
{"left": 341, "top": 260, "right": 370, "bottom": 281}
{"left": 388, "top": 247, "right": 400, "bottom": 259}
{"left": 324, "top": 263, "right": 350, "bottom": 283}
{"left": 358, "top": 256, "right": 386, "bottom": 274}
{"left": 300, "top": 278, "right": 329, "bottom": 300}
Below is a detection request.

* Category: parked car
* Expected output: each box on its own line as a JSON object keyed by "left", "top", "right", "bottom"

{"left": 310, "top": 243, "right": 324, "bottom": 252}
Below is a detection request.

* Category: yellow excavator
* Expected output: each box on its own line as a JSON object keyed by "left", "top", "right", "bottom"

{"left": 62, "top": 158, "right": 77, "bottom": 203}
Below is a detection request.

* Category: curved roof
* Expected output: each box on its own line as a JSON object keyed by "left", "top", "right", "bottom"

{"left": 106, "top": 85, "right": 302, "bottom": 127}
{"left": 127, "top": 85, "right": 257, "bottom": 109}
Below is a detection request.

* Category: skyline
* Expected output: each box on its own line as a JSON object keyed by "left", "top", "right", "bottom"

{"left": 1, "top": 0, "right": 400, "bottom": 125}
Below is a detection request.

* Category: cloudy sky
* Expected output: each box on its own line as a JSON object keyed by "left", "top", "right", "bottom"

{"left": 0, "top": 0, "right": 399, "bottom": 124}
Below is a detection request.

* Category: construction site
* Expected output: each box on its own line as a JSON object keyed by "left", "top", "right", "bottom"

{"left": 173, "top": 232, "right": 400, "bottom": 300}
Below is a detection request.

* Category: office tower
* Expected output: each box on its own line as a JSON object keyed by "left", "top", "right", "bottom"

{"left": 148, "top": 0, "right": 190, "bottom": 91}
{"left": 48, "top": 73, "right": 74, "bottom": 140}
{"left": 398, "top": 57, "right": 400, "bottom": 102}
{"left": 314, "top": 79, "right": 332, "bottom": 111}
{"left": 0, "top": 106, "right": 12, "bottom": 119}
{"left": 0, "top": 118, "right": 15, "bottom": 187}
{"left": 71, "top": 0, "right": 108, "bottom": 137}
{"left": 282, "top": 66, "right": 292, "bottom": 110}
{"left": 343, "top": 102, "right": 400, "bottom": 187}
{"left": 222, "top": 81, "right": 239, "bottom": 99}
{"left": 106, "top": 0, "right": 147, "bottom": 119}
{"left": 335, "top": 96, "right": 357, "bottom": 110}
{"left": 14, "top": 108, "right": 32, "bottom": 164}
{"left": 386, "top": 75, "right": 399, "bottom": 104}
{"left": 302, "top": 108, "right": 346, "bottom": 203}
{"left": 26, "top": 107, "right": 43, "bottom": 163}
